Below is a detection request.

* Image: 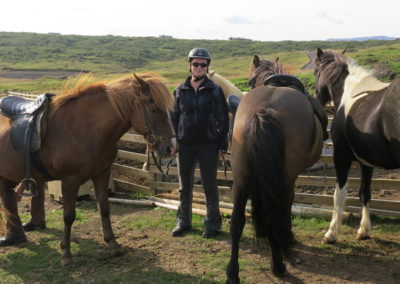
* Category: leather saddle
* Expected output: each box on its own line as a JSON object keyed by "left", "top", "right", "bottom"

{"left": 226, "top": 75, "right": 329, "bottom": 143}
{"left": 0, "top": 93, "right": 54, "bottom": 196}
{"left": 264, "top": 74, "right": 329, "bottom": 141}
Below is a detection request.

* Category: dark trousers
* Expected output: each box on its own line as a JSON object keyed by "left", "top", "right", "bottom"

{"left": 176, "top": 143, "right": 221, "bottom": 231}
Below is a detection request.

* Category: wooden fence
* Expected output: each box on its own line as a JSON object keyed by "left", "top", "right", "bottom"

{"left": 112, "top": 133, "right": 400, "bottom": 218}
{"left": 2, "top": 92, "right": 400, "bottom": 218}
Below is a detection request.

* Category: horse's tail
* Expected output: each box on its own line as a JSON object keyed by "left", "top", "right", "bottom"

{"left": 245, "top": 108, "right": 294, "bottom": 257}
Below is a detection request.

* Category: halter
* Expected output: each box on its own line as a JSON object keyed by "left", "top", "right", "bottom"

{"left": 137, "top": 88, "right": 175, "bottom": 182}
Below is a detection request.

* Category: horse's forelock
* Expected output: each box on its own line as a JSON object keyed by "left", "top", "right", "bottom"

{"left": 138, "top": 73, "right": 174, "bottom": 111}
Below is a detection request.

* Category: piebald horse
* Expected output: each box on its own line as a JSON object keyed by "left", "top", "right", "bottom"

{"left": 314, "top": 48, "right": 400, "bottom": 243}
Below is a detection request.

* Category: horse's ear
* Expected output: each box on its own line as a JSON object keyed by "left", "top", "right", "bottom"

{"left": 253, "top": 55, "right": 260, "bottom": 67}
{"left": 342, "top": 48, "right": 347, "bottom": 54}
{"left": 317, "top": 48, "right": 324, "bottom": 58}
{"left": 275, "top": 57, "right": 280, "bottom": 63}
{"left": 209, "top": 70, "right": 215, "bottom": 77}
{"left": 134, "top": 73, "right": 151, "bottom": 97}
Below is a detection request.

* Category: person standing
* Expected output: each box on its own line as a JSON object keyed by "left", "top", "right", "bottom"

{"left": 170, "top": 47, "right": 229, "bottom": 238}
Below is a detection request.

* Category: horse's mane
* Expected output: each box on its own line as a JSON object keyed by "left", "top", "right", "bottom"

{"left": 249, "top": 58, "right": 285, "bottom": 78}
{"left": 248, "top": 57, "right": 291, "bottom": 88}
{"left": 319, "top": 50, "right": 390, "bottom": 99}
{"left": 106, "top": 73, "right": 174, "bottom": 120}
{"left": 344, "top": 61, "right": 390, "bottom": 98}
{"left": 208, "top": 71, "right": 243, "bottom": 98}
{"left": 316, "top": 50, "right": 349, "bottom": 87}
{"left": 50, "top": 73, "right": 173, "bottom": 120}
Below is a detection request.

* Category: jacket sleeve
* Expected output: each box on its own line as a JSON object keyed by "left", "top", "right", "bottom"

{"left": 215, "top": 87, "right": 229, "bottom": 151}
{"left": 170, "top": 88, "right": 180, "bottom": 134}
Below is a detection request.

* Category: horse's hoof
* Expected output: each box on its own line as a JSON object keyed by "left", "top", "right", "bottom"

{"left": 0, "top": 235, "right": 27, "bottom": 247}
{"left": 107, "top": 246, "right": 124, "bottom": 257}
{"left": 271, "top": 263, "right": 287, "bottom": 277}
{"left": 225, "top": 277, "right": 240, "bottom": 284}
{"left": 323, "top": 236, "right": 336, "bottom": 244}
{"left": 60, "top": 257, "right": 73, "bottom": 267}
{"left": 23, "top": 222, "right": 46, "bottom": 232}
{"left": 356, "top": 233, "right": 370, "bottom": 241}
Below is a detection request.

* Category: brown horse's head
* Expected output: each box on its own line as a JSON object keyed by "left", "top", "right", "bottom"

{"left": 314, "top": 48, "right": 349, "bottom": 110}
{"left": 106, "top": 73, "right": 176, "bottom": 158}
{"left": 248, "top": 55, "right": 284, "bottom": 89}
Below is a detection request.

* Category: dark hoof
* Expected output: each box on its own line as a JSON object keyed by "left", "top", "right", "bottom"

{"left": 171, "top": 226, "right": 191, "bottom": 237}
{"left": 225, "top": 277, "right": 240, "bottom": 284}
{"left": 202, "top": 230, "right": 219, "bottom": 239}
{"left": 0, "top": 235, "right": 27, "bottom": 247}
{"left": 23, "top": 222, "right": 46, "bottom": 232}
{"left": 272, "top": 262, "right": 287, "bottom": 277}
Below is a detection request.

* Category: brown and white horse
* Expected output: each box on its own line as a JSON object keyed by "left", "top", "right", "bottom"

{"left": 314, "top": 48, "right": 400, "bottom": 243}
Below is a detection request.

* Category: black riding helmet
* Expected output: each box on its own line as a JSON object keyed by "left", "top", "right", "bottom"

{"left": 187, "top": 47, "right": 211, "bottom": 63}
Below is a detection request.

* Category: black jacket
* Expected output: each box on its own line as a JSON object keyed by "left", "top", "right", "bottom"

{"left": 171, "top": 76, "right": 229, "bottom": 150}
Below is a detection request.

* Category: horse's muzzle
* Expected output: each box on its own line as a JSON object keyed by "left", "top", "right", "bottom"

{"left": 156, "top": 137, "right": 176, "bottom": 159}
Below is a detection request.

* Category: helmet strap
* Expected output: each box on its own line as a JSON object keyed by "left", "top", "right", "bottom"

{"left": 193, "top": 74, "right": 206, "bottom": 82}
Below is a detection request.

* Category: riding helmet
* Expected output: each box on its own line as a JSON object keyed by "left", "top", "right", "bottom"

{"left": 187, "top": 47, "right": 211, "bottom": 63}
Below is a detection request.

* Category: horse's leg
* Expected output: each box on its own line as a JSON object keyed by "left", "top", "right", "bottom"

{"left": 0, "top": 178, "right": 26, "bottom": 246}
{"left": 324, "top": 146, "right": 353, "bottom": 244}
{"left": 226, "top": 184, "right": 248, "bottom": 284}
{"left": 356, "top": 165, "right": 373, "bottom": 240}
{"left": 59, "top": 178, "right": 80, "bottom": 266}
{"left": 92, "top": 167, "right": 122, "bottom": 256}
{"left": 23, "top": 182, "right": 46, "bottom": 231}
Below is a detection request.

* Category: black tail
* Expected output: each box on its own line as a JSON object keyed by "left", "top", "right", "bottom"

{"left": 245, "top": 108, "right": 294, "bottom": 257}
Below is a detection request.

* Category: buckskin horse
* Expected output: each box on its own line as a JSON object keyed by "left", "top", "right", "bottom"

{"left": 226, "top": 55, "right": 327, "bottom": 282}
{"left": 0, "top": 73, "right": 176, "bottom": 265}
{"left": 314, "top": 48, "right": 400, "bottom": 243}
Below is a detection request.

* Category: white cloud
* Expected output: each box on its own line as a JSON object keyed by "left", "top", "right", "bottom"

{"left": 1, "top": 0, "right": 399, "bottom": 41}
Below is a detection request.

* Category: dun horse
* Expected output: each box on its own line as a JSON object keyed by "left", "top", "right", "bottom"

{"left": 0, "top": 73, "right": 176, "bottom": 265}
{"left": 314, "top": 48, "right": 400, "bottom": 243}
{"left": 226, "top": 55, "right": 327, "bottom": 282}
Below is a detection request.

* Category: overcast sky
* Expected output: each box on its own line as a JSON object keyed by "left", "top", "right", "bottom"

{"left": 1, "top": 0, "right": 399, "bottom": 41}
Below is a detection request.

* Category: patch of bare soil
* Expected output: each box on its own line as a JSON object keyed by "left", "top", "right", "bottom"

{"left": 2, "top": 189, "right": 399, "bottom": 284}
{"left": 0, "top": 68, "right": 88, "bottom": 80}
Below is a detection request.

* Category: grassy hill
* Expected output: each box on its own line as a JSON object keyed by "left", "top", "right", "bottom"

{"left": 0, "top": 32, "right": 399, "bottom": 93}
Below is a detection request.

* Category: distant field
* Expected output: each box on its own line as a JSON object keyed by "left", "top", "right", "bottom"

{"left": 0, "top": 32, "right": 399, "bottom": 94}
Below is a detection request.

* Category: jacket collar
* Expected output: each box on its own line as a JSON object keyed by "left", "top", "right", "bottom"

{"left": 181, "top": 76, "right": 215, "bottom": 90}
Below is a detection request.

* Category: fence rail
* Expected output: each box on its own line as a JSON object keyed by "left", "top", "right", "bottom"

{"left": 112, "top": 133, "right": 400, "bottom": 218}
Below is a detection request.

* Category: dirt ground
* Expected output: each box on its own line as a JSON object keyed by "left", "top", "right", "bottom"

{"left": 1, "top": 187, "right": 399, "bottom": 284}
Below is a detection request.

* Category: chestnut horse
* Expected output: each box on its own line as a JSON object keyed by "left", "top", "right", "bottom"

{"left": 0, "top": 73, "right": 176, "bottom": 265}
{"left": 226, "top": 55, "right": 327, "bottom": 282}
{"left": 314, "top": 48, "right": 400, "bottom": 243}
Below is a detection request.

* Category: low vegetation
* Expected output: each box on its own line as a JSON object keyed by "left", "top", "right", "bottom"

{"left": 0, "top": 32, "right": 399, "bottom": 94}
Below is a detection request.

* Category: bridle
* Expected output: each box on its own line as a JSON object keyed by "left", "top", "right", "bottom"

{"left": 134, "top": 74, "right": 175, "bottom": 179}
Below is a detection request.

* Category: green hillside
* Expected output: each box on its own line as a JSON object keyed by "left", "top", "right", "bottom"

{"left": 0, "top": 32, "right": 399, "bottom": 93}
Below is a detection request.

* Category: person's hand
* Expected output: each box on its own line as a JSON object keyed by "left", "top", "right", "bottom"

{"left": 218, "top": 149, "right": 226, "bottom": 159}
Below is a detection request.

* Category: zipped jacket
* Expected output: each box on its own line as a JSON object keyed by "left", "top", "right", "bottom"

{"left": 170, "top": 76, "right": 229, "bottom": 150}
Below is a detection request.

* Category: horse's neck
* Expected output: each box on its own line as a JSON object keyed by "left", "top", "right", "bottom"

{"left": 51, "top": 94, "right": 130, "bottom": 143}
{"left": 340, "top": 65, "right": 390, "bottom": 113}
{"left": 209, "top": 73, "right": 243, "bottom": 98}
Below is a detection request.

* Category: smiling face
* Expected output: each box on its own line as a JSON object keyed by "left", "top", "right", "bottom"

{"left": 189, "top": 58, "right": 209, "bottom": 79}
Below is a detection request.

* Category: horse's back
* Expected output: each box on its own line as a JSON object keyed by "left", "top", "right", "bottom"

{"left": 234, "top": 86, "right": 323, "bottom": 172}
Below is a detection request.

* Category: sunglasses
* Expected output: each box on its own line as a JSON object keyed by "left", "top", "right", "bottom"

{"left": 191, "top": 62, "right": 208, "bottom": 68}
